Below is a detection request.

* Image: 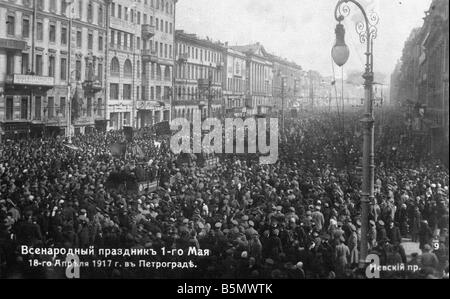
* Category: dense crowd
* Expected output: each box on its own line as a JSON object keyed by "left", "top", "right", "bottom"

{"left": 0, "top": 109, "right": 448, "bottom": 279}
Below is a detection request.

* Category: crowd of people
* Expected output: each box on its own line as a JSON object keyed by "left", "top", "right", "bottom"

{"left": 0, "top": 108, "right": 448, "bottom": 279}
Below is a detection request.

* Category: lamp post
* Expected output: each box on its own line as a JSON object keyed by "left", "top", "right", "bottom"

{"left": 332, "top": 0, "right": 379, "bottom": 267}
{"left": 67, "top": 70, "right": 82, "bottom": 144}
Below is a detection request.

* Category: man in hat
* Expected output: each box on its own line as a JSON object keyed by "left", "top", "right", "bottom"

{"left": 311, "top": 206, "right": 324, "bottom": 232}
{"left": 376, "top": 220, "right": 387, "bottom": 245}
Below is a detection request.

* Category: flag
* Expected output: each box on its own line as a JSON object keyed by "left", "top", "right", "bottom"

{"left": 111, "top": 142, "right": 127, "bottom": 157}
{"left": 154, "top": 141, "right": 162, "bottom": 148}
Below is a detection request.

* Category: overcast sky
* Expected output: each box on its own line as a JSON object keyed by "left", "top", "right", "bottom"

{"left": 176, "top": 0, "right": 432, "bottom": 80}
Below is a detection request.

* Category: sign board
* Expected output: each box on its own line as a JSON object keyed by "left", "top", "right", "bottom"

{"left": 138, "top": 181, "right": 158, "bottom": 194}
{"left": 12, "top": 74, "right": 55, "bottom": 87}
{"left": 0, "top": 38, "right": 26, "bottom": 50}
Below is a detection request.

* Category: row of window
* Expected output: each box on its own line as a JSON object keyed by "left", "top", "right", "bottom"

{"left": 176, "top": 42, "right": 223, "bottom": 64}
{"left": 111, "top": 0, "right": 174, "bottom": 19}
{"left": 4, "top": 96, "right": 103, "bottom": 121}
{"left": 6, "top": 15, "right": 104, "bottom": 52}
{"left": 18, "top": 0, "right": 105, "bottom": 26}
{"left": 174, "top": 86, "right": 222, "bottom": 100}
{"left": 227, "top": 78, "right": 246, "bottom": 93}
{"left": 109, "top": 30, "right": 173, "bottom": 59}
{"left": 110, "top": 84, "right": 172, "bottom": 101}
{"left": 5, "top": 51, "right": 103, "bottom": 83}
{"left": 175, "top": 64, "right": 223, "bottom": 83}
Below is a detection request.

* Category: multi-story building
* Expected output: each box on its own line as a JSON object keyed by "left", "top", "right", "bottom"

{"left": 107, "top": 0, "right": 175, "bottom": 130}
{"left": 269, "top": 54, "right": 302, "bottom": 112}
{"left": 173, "top": 30, "right": 225, "bottom": 121}
{"left": 231, "top": 43, "right": 273, "bottom": 116}
{"left": 223, "top": 46, "right": 247, "bottom": 117}
{"left": 392, "top": 0, "right": 449, "bottom": 164}
{"left": 0, "top": 0, "right": 107, "bottom": 139}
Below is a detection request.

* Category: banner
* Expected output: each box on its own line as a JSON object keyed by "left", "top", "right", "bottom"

{"left": 154, "top": 121, "right": 171, "bottom": 136}
{"left": 111, "top": 142, "right": 127, "bottom": 157}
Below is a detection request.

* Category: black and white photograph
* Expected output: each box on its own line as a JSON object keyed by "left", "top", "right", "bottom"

{"left": 0, "top": 0, "right": 449, "bottom": 285}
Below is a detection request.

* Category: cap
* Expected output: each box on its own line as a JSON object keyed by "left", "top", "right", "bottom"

{"left": 215, "top": 222, "right": 222, "bottom": 228}
{"left": 248, "top": 220, "right": 255, "bottom": 227}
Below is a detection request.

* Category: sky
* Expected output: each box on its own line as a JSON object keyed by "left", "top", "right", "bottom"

{"left": 176, "top": 0, "right": 432, "bottom": 81}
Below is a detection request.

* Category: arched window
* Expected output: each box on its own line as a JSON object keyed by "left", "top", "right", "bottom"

{"left": 110, "top": 57, "right": 120, "bottom": 76}
{"left": 124, "top": 59, "right": 133, "bottom": 77}
{"left": 164, "top": 66, "right": 171, "bottom": 81}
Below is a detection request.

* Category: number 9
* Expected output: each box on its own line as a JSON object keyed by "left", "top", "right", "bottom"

{"left": 432, "top": 240, "right": 439, "bottom": 250}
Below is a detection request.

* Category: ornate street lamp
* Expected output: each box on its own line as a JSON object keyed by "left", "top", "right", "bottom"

{"left": 332, "top": 0, "right": 379, "bottom": 268}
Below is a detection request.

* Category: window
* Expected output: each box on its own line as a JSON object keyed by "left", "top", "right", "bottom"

{"left": 48, "top": 97, "right": 54, "bottom": 119}
{"left": 124, "top": 7, "right": 128, "bottom": 21}
{"left": 110, "top": 57, "right": 120, "bottom": 76}
{"left": 137, "top": 12, "right": 141, "bottom": 24}
{"left": 87, "top": 2, "right": 93, "bottom": 21}
{"left": 97, "top": 98, "right": 102, "bottom": 116}
{"left": 124, "top": 59, "right": 133, "bottom": 77}
{"left": 110, "top": 30, "right": 115, "bottom": 46}
{"left": 50, "top": 0, "right": 56, "bottom": 12}
{"left": 60, "top": 57, "right": 67, "bottom": 80}
{"left": 22, "top": 18, "right": 30, "bottom": 38}
{"left": 87, "top": 98, "right": 92, "bottom": 117}
{"left": 110, "top": 83, "right": 119, "bottom": 99}
{"left": 160, "top": 42, "right": 163, "bottom": 57}
{"left": 118, "top": 5, "right": 122, "bottom": 19}
{"left": 169, "top": 45, "right": 172, "bottom": 58}
{"left": 37, "top": 0, "right": 43, "bottom": 11}
{"left": 21, "top": 98, "right": 28, "bottom": 119}
{"left": 77, "top": 30, "right": 82, "bottom": 48}
{"left": 49, "top": 24, "right": 56, "bottom": 42}
{"left": 76, "top": 60, "right": 82, "bottom": 80}
{"left": 123, "top": 33, "right": 128, "bottom": 48}
{"left": 62, "top": 0, "right": 68, "bottom": 15}
{"left": 37, "top": 21, "right": 43, "bottom": 40}
{"left": 98, "top": 35, "right": 103, "bottom": 51}
{"left": 111, "top": 3, "right": 115, "bottom": 17}
{"left": 78, "top": 0, "right": 83, "bottom": 19}
{"left": 35, "top": 96, "right": 41, "bottom": 120}
{"left": 98, "top": 5, "right": 104, "bottom": 26}
{"left": 48, "top": 56, "right": 55, "bottom": 77}
{"left": 6, "top": 52, "right": 15, "bottom": 75}
{"left": 36, "top": 54, "right": 43, "bottom": 75}
{"left": 156, "top": 18, "right": 159, "bottom": 30}
{"left": 61, "top": 27, "right": 68, "bottom": 44}
{"left": 165, "top": 21, "right": 168, "bottom": 33}
{"left": 160, "top": 20, "right": 163, "bottom": 31}
{"left": 60, "top": 97, "right": 66, "bottom": 117}
{"left": 21, "top": 53, "right": 29, "bottom": 74}
{"left": 117, "top": 32, "right": 121, "bottom": 46}
{"left": 88, "top": 33, "right": 93, "bottom": 50}
{"left": 123, "top": 84, "right": 131, "bottom": 99}
{"left": 6, "top": 97, "right": 14, "bottom": 120}
{"left": 164, "top": 44, "right": 168, "bottom": 58}
{"left": 169, "top": 23, "right": 172, "bottom": 34}
{"left": 97, "top": 63, "right": 103, "bottom": 80}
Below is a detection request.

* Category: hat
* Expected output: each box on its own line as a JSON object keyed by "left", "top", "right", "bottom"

{"left": 242, "top": 215, "right": 249, "bottom": 221}
{"left": 80, "top": 209, "right": 87, "bottom": 214}
{"left": 378, "top": 220, "right": 384, "bottom": 226}
{"left": 231, "top": 219, "right": 238, "bottom": 225}
{"left": 276, "top": 206, "right": 282, "bottom": 211}
{"left": 369, "top": 220, "right": 375, "bottom": 226}
{"left": 248, "top": 220, "right": 255, "bottom": 227}
{"left": 315, "top": 206, "right": 321, "bottom": 211}
{"left": 296, "top": 262, "right": 303, "bottom": 269}
{"left": 289, "top": 207, "right": 295, "bottom": 212}
{"left": 356, "top": 220, "right": 362, "bottom": 227}
{"left": 265, "top": 258, "right": 274, "bottom": 265}
{"left": 215, "top": 222, "right": 222, "bottom": 229}
{"left": 241, "top": 251, "right": 248, "bottom": 258}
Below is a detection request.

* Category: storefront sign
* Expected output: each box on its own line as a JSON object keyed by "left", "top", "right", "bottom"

{"left": 12, "top": 74, "right": 54, "bottom": 87}
{"left": 0, "top": 38, "right": 26, "bottom": 50}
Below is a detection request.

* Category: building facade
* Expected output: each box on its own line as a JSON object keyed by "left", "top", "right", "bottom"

{"left": 0, "top": 0, "right": 107, "bottom": 139}
{"left": 231, "top": 43, "right": 273, "bottom": 116}
{"left": 223, "top": 47, "right": 247, "bottom": 117}
{"left": 173, "top": 30, "right": 225, "bottom": 121}
{"left": 391, "top": 0, "right": 449, "bottom": 164}
{"left": 269, "top": 54, "right": 302, "bottom": 113}
{"left": 107, "top": 0, "right": 175, "bottom": 130}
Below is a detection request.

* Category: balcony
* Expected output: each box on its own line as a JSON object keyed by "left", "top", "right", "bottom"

{"left": 142, "top": 49, "right": 158, "bottom": 62}
{"left": 142, "top": 24, "right": 156, "bottom": 40}
{"left": 5, "top": 74, "right": 55, "bottom": 91}
{"left": 83, "top": 79, "right": 103, "bottom": 93}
